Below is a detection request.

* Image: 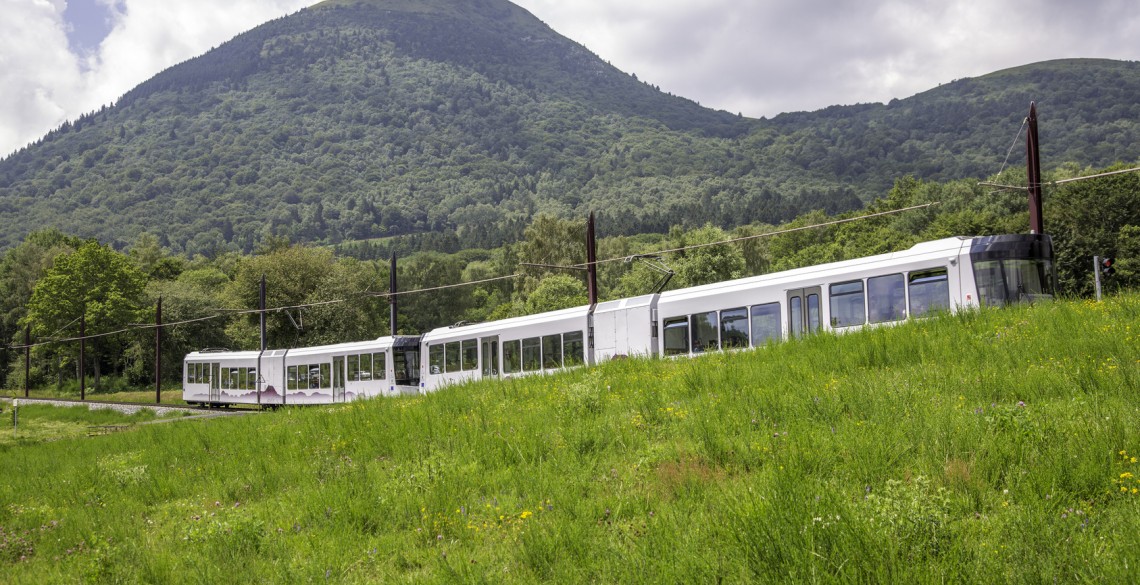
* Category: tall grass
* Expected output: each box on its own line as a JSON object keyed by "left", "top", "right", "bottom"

{"left": 1, "top": 294, "right": 1138, "bottom": 583}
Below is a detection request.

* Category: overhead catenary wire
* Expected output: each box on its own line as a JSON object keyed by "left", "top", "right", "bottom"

{"left": 572, "top": 202, "right": 940, "bottom": 269}
{"left": 979, "top": 165, "right": 1140, "bottom": 192}
{"left": 996, "top": 117, "right": 1029, "bottom": 178}
{"left": 2, "top": 203, "right": 934, "bottom": 352}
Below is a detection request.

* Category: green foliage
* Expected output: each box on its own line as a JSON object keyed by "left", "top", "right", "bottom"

{"left": 1046, "top": 164, "right": 1140, "bottom": 296}
{"left": 524, "top": 274, "right": 587, "bottom": 313}
{"left": 20, "top": 242, "right": 147, "bottom": 389}
{"left": 24, "top": 242, "right": 146, "bottom": 337}
{"left": 222, "top": 244, "right": 390, "bottom": 348}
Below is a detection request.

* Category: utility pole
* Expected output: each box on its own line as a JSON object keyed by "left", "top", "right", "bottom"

{"left": 155, "top": 297, "right": 162, "bottom": 404}
{"left": 259, "top": 275, "right": 267, "bottom": 352}
{"left": 587, "top": 212, "right": 598, "bottom": 306}
{"left": 79, "top": 311, "right": 86, "bottom": 401}
{"left": 1026, "top": 102, "right": 1044, "bottom": 235}
{"left": 23, "top": 326, "right": 30, "bottom": 398}
{"left": 390, "top": 254, "right": 398, "bottom": 336}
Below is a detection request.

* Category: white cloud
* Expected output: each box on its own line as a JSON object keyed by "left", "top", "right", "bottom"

{"left": 514, "top": 0, "right": 1140, "bottom": 117}
{"left": 0, "top": 0, "right": 314, "bottom": 158}
{"left": 0, "top": 0, "right": 81, "bottom": 155}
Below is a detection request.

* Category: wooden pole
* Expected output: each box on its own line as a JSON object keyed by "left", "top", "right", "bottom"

{"left": 390, "top": 254, "right": 398, "bottom": 336}
{"left": 1026, "top": 102, "right": 1044, "bottom": 235}
{"left": 586, "top": 212, "right": 598, "bottom": 306}
{"left": 259, "top": 275, "right": 267, "bottom": 352}
{"left": 79, "top": 312, "right": 86, "bottom": 401}
{"left": 23, "top": 325, "right": 30, "bottom": 398}
{"left": 155, "top": 297, "right": 162, "bottom": 404}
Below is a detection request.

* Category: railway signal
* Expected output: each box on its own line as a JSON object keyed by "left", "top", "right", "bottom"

{"left": 1101, "top": 257, "right": 1116, "bottom": 277}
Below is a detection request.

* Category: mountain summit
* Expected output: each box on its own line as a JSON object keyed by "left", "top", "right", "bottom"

{"left": 1, "top": 0, "right": 1139, "bottom": 254}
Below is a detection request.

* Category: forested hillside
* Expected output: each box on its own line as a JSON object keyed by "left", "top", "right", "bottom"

{"left": 0, "top": 0, "right": 1139, "bottom": 255}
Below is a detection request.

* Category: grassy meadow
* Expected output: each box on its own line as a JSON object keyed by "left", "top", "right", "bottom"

{"left": 1, "top": 294, "right": 1138, "bottom": 583}
{"left": 0, "top": 404, "right": 191, "bottom": 449}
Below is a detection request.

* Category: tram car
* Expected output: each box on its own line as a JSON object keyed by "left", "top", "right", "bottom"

{"left": 184, "top": 233, "right": 1055, "bottom": 405}
{"left": 183, "top": 336, "right": 421, "bottom": 406}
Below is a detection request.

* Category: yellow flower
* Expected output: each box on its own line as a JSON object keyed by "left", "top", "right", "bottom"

{"left": 519, "top": 510, "right": 533, "bottom": 519}
{"left": 1121, "top": 472, "right": 1134, "bottom": 479}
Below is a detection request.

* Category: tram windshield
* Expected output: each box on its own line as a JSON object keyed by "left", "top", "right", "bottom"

{"left": 969, "top": 234, "right": 1056, "bottom": 306}
{"left": 973, "top": 258, "right": 1055, "bottom": 306}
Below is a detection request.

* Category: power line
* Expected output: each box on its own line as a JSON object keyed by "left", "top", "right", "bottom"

{"left": 571, "top": 203, "right": 940, "bottom": 269}
{"left": 979, "top": 165, "right": 1140, "bottom": 192}
{"left": 3, "top": 204, "right": 933, "bottom": 352}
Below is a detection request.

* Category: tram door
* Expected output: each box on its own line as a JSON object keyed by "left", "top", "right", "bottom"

{"left": 481, "top": 337, "right": 499, "bottom": 379}
{"left": 210, "top": 363, "right": 221, "bottom": 403}
{"left": 333, "top": 356, "right": 346, "bottom": 401}
{"left": 786, "top": 287, "right": 822, "bottom": 338}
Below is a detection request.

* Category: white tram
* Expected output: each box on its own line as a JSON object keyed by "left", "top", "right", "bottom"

{"left": 183, "top": 336, "right": 421, "bottom": 406}
{"left": 184, "top": 234, "right": 1055, "bottom": 405}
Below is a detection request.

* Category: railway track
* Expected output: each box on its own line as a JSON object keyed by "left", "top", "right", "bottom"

{"left": 3, "top": 396, "right": 258, "bottom": 418}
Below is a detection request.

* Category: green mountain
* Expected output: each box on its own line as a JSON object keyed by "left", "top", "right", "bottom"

{"left": 0, "top": 0, "right": 1138, "bottom": 254}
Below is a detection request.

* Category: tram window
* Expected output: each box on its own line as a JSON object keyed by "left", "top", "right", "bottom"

{"left": 462, "top": 339, "right": 478, "bottom": 371}
{"left": 789, "top": 297, "right": 803, "bottom": 337}
{"left": 542, "top": 334, "right": 562, "bottom": 369}
{"left": 1004, "top": 259, "right": 1056, "bottom": 302}
{"left": 564, "top": 331, "right": 585, "bottom": 367}
{"left": 807, "top": 294, "right": 821, "bottom": 333}
{"left": 663, "top": 317, "right": 690, "bottom": 356}
{"left": 320, "top": 363, "right": 330, "bottom": 388}
{"left": 373, "top": 352, "right": 386, "bottom": 380}
{"left": 830, "top": 280, "right": 866, "bottom": 328}
{"left": 348, "top": 354, "right": 360, "bottom": 380}
{"left": 503, "top": 340, "right": 522, "bottom": 374}
{"left": 721, "top": 307, "right": 749, "bottom": 349}
{"left": 359, "top": 353, "right": 372, "bottom": 380}
{"left": 287, "top": 365, "right": 299, "bottom": 391}
{"left": 522, "top": 337, "right": 541, "bottom": 372}
{"left": 429, "top": 345, "right": 444, "bottom": 375}
{"left": 309, "top": 366, "right": 321, "bottom": 390}
{"left": 868, "top": 274, "right": 906, "bottom": 323}
{"left": 909, "top": 269, "right": 950, "bottom": 317}
{"left": 750, "top": 303, "right": 781, "bottom": 346}
{"left": 445, "top": 341, "right": 461, "bottom": 373}
{"left": 248, "top": 368, "right": 258, "bottom": 389}
{"left": 691, "top": 312, "right": 719, "bottom": 354}
{"left": 973, "top": 261, "right": 1005, "bottom": 307}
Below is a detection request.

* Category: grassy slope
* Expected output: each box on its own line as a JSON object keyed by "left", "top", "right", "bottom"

{"left": 1, "top": 295, "right": 1138, "bottom": 582}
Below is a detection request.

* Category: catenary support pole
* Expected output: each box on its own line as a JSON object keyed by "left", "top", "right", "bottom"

{"left": 260, "top": 275, "right": 267, "bottom": 352}
{"left": 390, "top": 254, "right": 398, "bottom": 336}
{"left": 79, "top": 312, "right": 86, "bottom": 401}
{"left": 587, "top": 212, "right": 598, "bottom": 306}
{"left": 23, "top": 326, "right": 30, "bottom": 398}
{"left": 155, "top": 297, "right": 162, "bottom": 404}
{"left": 1026, "top": 102, "right": 1044, "bottom": 235}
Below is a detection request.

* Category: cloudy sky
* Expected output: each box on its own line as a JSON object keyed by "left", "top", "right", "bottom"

{"left": 2, "top": 0, "right": 1138, "bottom": 158}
